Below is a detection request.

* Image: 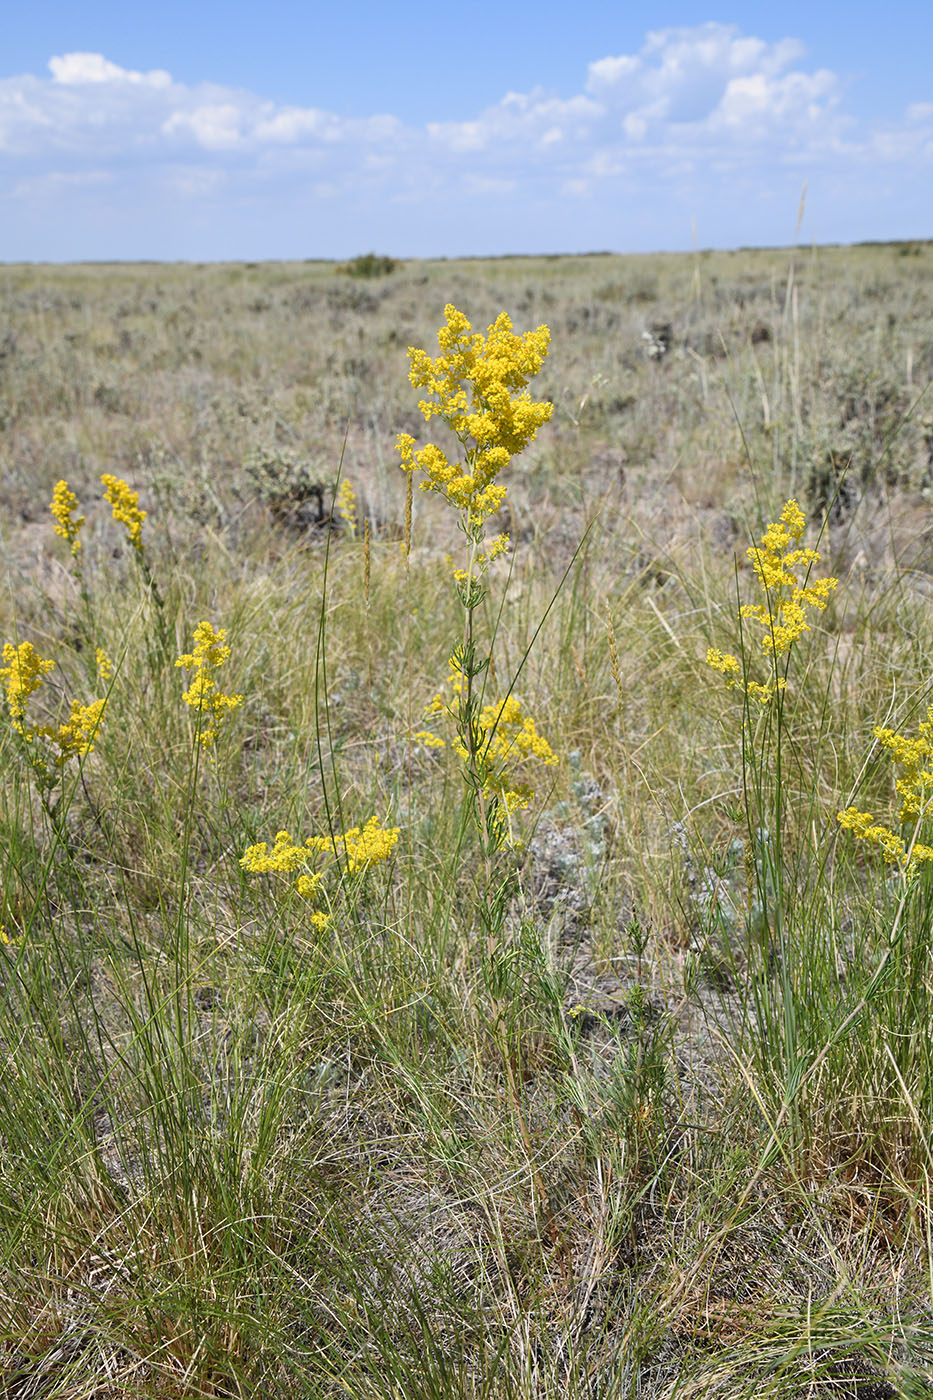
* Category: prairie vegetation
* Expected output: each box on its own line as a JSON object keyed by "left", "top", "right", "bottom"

{"left": 1, "top": 243, "right": 932, "bottom": 1398}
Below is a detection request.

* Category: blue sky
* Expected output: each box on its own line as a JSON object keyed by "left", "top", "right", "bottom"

{"left": 2, "top": 1, "right": 931, "bottom": 260}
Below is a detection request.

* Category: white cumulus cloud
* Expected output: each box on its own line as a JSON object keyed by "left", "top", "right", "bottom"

{"left": 162, "top": 104, "right": 244, "bottom": 150}
{"left": 0, "top": 28, "right": 931, "bottom": 258}
{"left": 49, "top": 52, "right": 171, "bottom": 88}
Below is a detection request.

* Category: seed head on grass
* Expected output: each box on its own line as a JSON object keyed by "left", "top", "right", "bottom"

{"left": 175, "top": 621, "right": 243, "bottom": 748}
{"left": 49, "top": 480, "right": 85, "bottom": 556}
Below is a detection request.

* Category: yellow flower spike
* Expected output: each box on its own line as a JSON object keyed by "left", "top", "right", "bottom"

{"left": 50, "top": 480, "right": 85, "bottom": 555}
{"left": 1, "top": 641, "right": 55, "bottom": 736}
{"left": 707, "top": 500, "right": 838, "bottom": 700}
{"left": 706, "top": 648, "right": 742, "bottom": 686}
{"left": 397, "top": 303, "right": 552, "bottom": 529}
{"left": 95, "top": 648, "right": 114, "bottom": 682}
{"left": 101, "top": 475, "right": 147, "bottom": 552}
{"left": 50, "top": 698, "right": 107, "bottom": 764}
{"left": 335, "top": 478, "right": 358, "bottom": 536}
{"left": 175, "top": 621, "right": 243, "bottom": 749}
{"left": 838, "top": 705, "right": 933, "bottom": 876}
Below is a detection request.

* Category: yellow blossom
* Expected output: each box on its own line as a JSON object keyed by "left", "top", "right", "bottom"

{"left": 838, "top": 704, "right": 933, "bottom": 876}
{"left": 740, "top": 499, "right": 837, "bottom": 656}
{"left": 1, "top": 641, "right": 55, "bottom": 736}
{"left": 335, "top": 478, "right": 358, "bottom": 536}
{"left": 96, "top": 648, "right": 114, "bottom": 681}
{"left": 418, "top": 680, "right": 558, "bottom": 826}
{"left": 397, "top": 303, "right": 552, "bottom": 530}
{"left": 837, "top": 807, "right": 909, "bottom": 867}
{"left": 101, "top": 474, "right": 147, "bottom": 552}
{"left": 414, "top": 729, "right": 446, "bottom": 749}
{"left": 240, "top": 830, "right": 306, "bottom": 873}
{"left": 50, "top": 480, "right": 85, "bottom": 555}
{"left": 746, "top": 680, "right": 785, "bottom": 705}
{"left": 307, "top": 816, "right": 401, "bottom": 873}
{"left": 707, "top": 500, "right": 837, "bottom": 700}
{"left": 47, "top": 698, "right": 107, "bottom": 764}
{"left": 2, "top": 640, "right": 106, "bottom": 769}
{"left": 295, "top": 872, "right": 325, "bottom": 899}
{"left": 0, "top": 926, "right": 22, "bottom": 947}
{"left": 706, "top": 648, "right": 741, "bottom": 686}
{"left": 175, "top": 621, "right": 243, "bottom": 748}
{"left": 874, "top": 709, "right": 933, "bottom": 822}
{"left": 241, "top": 815, "right": 399, "bottom": 917}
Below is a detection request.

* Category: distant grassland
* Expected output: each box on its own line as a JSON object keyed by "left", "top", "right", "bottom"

{"left": 0, "top": 246, "right": 932, "bottom": 1399}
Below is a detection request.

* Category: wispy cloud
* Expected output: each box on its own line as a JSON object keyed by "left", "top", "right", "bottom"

{"left": 1, "top": 24, "right": 930, "bottom": 258}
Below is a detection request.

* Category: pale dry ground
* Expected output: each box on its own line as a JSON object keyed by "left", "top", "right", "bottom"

{"left": 0, "top": 246, "right": 932, "bottom": 1398}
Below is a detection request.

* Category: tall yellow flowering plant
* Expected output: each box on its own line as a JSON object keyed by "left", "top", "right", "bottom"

{"left": 704, "top": 498, "right": 838, "bottom": 936}
{"left": 399, "top": 304, "right": 557, "bottom": 855}
{"left": 175, "top": 621, "right": 243, "bottom": 750}
{"left": 398, "top": 305, "right": 559, "bottom": 1235}
{"left": 701, "top": 500, "right": 842, "bottom": 1166}
{"left": 707, "top": 498, "right": 837, "bottom": 705}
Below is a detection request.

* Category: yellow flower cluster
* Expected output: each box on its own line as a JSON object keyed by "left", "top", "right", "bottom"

{"left": 96, "top": 648, "right": 114, "bottom": 681}
{"left": 101, "top": 474, "right": 147, "bottom": 551}
{"left": 0, "top": 926, "right": 22, "bottom": 947}
{"left": 306, "top": 816, "right": 402, "bottom": 872}
{"left": 240, "top": 829, "right": 311, "bottom": 874}
{"left": 838, "top": 704, "right": 933, "bottom": 876}
{"left": 240, "top": 816, "right": 400, "bottom": 924}
{"left": 418, "top": 663, "right": 558, "bottom": 818}
{"left": 452, "top": 533, "right": 511, "bottom": 588}
{"left": 1, "top": 642, "right": 56, "bottom": 736}
{"left": 335, "top": 478, "right": 358, "bottom": 536}
{"left": 740, "top": 500, "right": 837, "bottom": 654}
{"left": 707, "top": 500, "right": 837, "bottom": 702}
{"left": 396, "top": 304, "right": 552, "bottom": 528}
{"left": 1, "top": 639, "right": 107, "bottom": 764}
{"left": 175, "top": 621, "right": 243, "bottom": 748}
{"left": 50, "top": 480, "right": 85, "bottom": 555}
{"left": 46, "top": 698, "right": 107, "bottom": 764}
